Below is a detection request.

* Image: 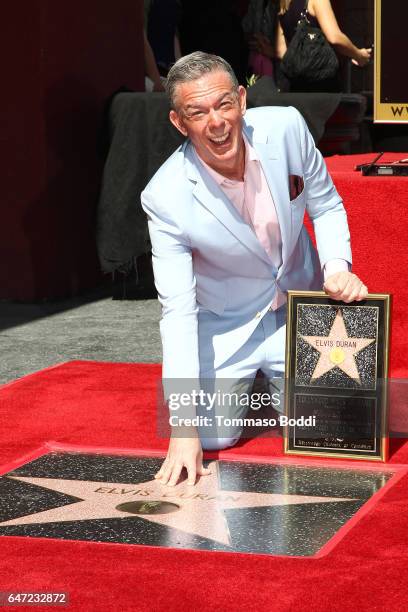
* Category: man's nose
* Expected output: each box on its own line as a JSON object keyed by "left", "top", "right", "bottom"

{"left": 207, "top": 109, "right": 225, "bottom": 130}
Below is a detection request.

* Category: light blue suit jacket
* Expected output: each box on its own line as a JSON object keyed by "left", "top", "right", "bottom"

{"left": 141, "top": 106, "right": 352, "bottom": 380}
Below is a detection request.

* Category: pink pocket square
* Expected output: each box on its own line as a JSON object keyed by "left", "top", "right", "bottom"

{"left": 289, "top": 175, "right": 304, "bottom": 201}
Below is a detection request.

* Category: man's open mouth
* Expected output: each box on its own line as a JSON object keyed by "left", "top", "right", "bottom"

{"left": 209, "top": 133, "right": 231, "bottom": 146}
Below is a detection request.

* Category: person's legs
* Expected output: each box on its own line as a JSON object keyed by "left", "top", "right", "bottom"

{"left": 198, "top": 325, "right": 263, "bottom": 450}
{"left": 198, "top": 306, "right": 287, "bottom": 450}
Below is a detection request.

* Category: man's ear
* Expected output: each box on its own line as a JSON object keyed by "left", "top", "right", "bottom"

{"left": 169, "top": 109, "right": 188, "bottom": 137}
{"left": 238, "top": 85, "right": 247, "bottom": 116}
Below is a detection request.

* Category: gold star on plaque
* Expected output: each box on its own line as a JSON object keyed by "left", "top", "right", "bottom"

{"left": 0, "top": 462, "right": 354, "bottom": 546}
{"left": 301, "top": 309, "right": 375, "bottom": 383}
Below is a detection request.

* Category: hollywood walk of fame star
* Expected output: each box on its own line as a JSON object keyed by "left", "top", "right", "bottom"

{"left": 300, "top": 309, "right": 375, "bottom": 383}
{"left": 0, "top": 462, "right": 355, "bottom": 546}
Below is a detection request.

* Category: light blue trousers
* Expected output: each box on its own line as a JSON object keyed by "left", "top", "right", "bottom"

{"left": 198, "top": 306, "right": 287, "bottom": 450}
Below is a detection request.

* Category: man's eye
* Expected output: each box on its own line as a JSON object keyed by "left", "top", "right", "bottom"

{"left": 220, "top": 101, "right": 233, "bottom": 108}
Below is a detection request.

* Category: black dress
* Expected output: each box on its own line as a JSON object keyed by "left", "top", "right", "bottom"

{"left": 279, "top": 0, "right": 341, "bottom": 92}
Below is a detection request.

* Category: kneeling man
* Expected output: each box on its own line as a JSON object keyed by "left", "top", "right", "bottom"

{"left": 141, "top": 52, "right": 367, "bottom": 486}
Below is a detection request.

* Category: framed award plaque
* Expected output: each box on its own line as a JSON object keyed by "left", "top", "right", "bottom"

{"left": 284, "top": 291, "right": 391, "bottom": 461}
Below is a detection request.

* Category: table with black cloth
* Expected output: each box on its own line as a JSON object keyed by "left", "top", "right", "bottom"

{"left": 96, "top": 81, "right": 365, "bottom": 276}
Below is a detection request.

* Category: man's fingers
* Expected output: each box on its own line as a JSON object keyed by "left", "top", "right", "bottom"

{"left": 324, "top": 273, "right": 349, "bottom": 296}
{"left": 186, "top": 462, "right": 212, "bottom": 485}
{"left": 197, "top": 465, "right": 211, "bottom": 477}
{"left": 158, "top": 461, "right": 175, "bottom": 485}
{"left": 156, "top": 437, "right": 204, "bottom": 487}
{"left": 344, "top": 283, "right": 363, "bottom": 303}
{"left": 340, "top": 278, "right": 367, "bottom": 303}
{"left": 356, "top": 284, "right": 368, "bottom": 301}
{"left": 158, "top": 464, "right": 211, "bottom": 488}
{"left": 325, "top": 273, "right": 368, "bottom": 303}
{"left": 324, "top": 278, "right": 340, "bottom": 295}
{"left": 338, "top": 277, "right": 357, "bottom": 302}
{"left": 155, "top": 459, "right": 168, "bottom": 479}
{"left": 167, "top": 463, "right": 183, "bottom": 487}
{"left": 349, "top": 282, "right": 368, "bottom": 302}
{"left": 186, "top": 462, "right": 197, "bottom": 486}
{"left": 159, "top": 463, "right": 210, "bottom": 488}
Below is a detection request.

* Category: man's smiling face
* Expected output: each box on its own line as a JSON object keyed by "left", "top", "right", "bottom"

{"left": 169, "top": 70, "right": 247, "bottom": 179}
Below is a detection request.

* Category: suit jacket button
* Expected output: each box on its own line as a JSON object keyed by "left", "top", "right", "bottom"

{"left": 255, "top": 312, "right": 261, "bottom": 318}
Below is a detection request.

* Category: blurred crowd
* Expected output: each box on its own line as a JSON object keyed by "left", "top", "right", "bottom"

{"left": 144, "top": 0, "right": 371, "bottom": 94}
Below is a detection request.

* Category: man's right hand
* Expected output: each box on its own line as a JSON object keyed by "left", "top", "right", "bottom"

{"left": 155, "top": 428, "right": 211, "bottom": 487}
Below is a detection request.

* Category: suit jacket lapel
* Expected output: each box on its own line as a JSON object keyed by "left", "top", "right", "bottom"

{"left": 184, "top": 143, "right": 273, "bottom": 267}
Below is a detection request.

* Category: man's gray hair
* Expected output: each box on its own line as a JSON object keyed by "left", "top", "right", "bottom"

{"left": 165, "top": 51, "right": 239, "bottom": 110}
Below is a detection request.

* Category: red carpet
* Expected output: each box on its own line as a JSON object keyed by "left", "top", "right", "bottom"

{"left": 1, "top": 360, "right": 408, "bottom": 612}
{"left": 325, "top": 152, "right": 408, "bottom": 377}
{"left": 1, "top": 153, "right": 408, "bottom": 611}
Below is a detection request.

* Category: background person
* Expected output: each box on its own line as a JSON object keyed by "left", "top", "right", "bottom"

{"left": 178, "top": 0, "right": 248, "bottom": 85}
{"left": 277, "top": 0, "right": 372, "bottom": 92}
{"left": 143, "top": 31, "right": 165, "bottom": 92}
{"left": 242, "top": 0, "right": 280, "bottom": 80}
{"left": 144, "top": 0, "right": 182, "bottom": 78}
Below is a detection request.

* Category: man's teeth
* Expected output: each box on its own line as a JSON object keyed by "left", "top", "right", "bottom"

{"left": 210, "top": 134, "right": 229, "bottom": 144}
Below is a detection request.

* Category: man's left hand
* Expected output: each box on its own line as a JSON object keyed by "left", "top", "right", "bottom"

{"left": 324, "top": 272, "right": 368, "bottom": 303}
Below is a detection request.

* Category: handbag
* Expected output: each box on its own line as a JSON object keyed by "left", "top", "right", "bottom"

{"left": 280, "top": 0, "right": 339, "bottom": 82}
